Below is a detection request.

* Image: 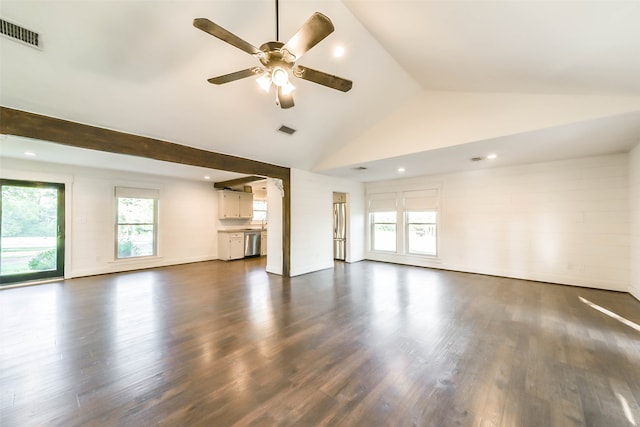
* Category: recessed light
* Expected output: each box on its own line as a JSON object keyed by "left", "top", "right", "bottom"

{"left": 398, "top": 167, "right": 406, "bottom": 173}
{"left": 333, "top": 46, "right": 345, "bottom": 58}
{"left": 204, "top": 176, "right": 210, "bottom": 180}
{"left": 24, "top": 151, "right": 36, "bottom": 156}
{"left": 487, "top": 154, "right": 497, "bottom": 160}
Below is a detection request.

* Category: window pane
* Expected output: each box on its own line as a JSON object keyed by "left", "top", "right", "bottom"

{"left": 373, "top": 224, "right": 396, "bottom": 252}
{"left": 118, "top": 198, "right": 154, "bottom": 223}
{"left": 407, "top": 211, "right": 437, "bottom": 223}
{"left": 372, "top": 211, "right": 397, "bottom": 252}
{"left": 373, "top": 211, "right": 396, "bottom": 223}
{"left": 253, "top": 211, "right": 267, "bottom": 221}
{"left": 1, "top": 185, "right": 59, "bottom": 276}
{"left": 408, "top": 224, "right": 437, "bottom": 255}
{"left": 117, "top": 225, "right": 154, "bottom": 258}
{"left": 252, "top": 199, "right": 267, "bottom": 221}
{"left": 116, "top": 195, "right": 156, "bottom": 259}
{"left": 253, "top": 200, "right": 267, "bottom": 211}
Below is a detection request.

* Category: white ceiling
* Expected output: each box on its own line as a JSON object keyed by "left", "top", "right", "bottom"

{"left": 323, "top": 111, "right": 640, "bottom": 182}
{"left": 1, "top": 0, "right": 639, "bottom": 182}
{"left": 344, "top": 0, "right": 640, "bottom": 95}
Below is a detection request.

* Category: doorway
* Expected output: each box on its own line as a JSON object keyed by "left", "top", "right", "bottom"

{"left": 0, "top": 179, "right": 65, "bottom": 285}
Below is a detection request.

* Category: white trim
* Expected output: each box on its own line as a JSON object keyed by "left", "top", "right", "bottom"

{"left": 108, "top": 255, "right": 163, "bottom": 265}
{"left": 115, "top": 186, "right": 159, "bottom": 199}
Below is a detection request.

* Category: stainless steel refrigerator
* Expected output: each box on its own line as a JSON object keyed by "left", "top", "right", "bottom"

{"left": 333, "top": 202, "right": 346, "bottom": 260}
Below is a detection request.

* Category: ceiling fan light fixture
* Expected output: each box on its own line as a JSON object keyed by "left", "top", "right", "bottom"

{"left": 194, "top": 4, "right": 352, "bottom": 109}
{"left": 271, "top": 67, "right": 289, "bottom": 87}
{"left": 257, "top": 73, "right": 272, "bottom": 92}
{"left": 281, "top": 80, "right": 295, "bottom": 95}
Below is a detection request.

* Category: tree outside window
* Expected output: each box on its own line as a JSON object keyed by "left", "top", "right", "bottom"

{"left": 116, "top": 197, "right": 157, "bottom": 258}
{"left": 1, "top": 182, "right": 62, "bottom": 278}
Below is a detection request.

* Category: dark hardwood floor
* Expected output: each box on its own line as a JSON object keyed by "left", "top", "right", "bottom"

{"left": 1, "top": 259, "right": 639, "bottom": 426}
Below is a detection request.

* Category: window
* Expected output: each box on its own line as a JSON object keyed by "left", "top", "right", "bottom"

{"left": 115, "top": 188, "right": 158, "bottom": 259}
{"left": 371, "top": 211, "right": 397, "bottom": 252}
{"left": 368, "top": 188, "right": 439, "bottom": 258}
{"left": 253, "top": 199, "right": 267, "bottom": 222}
{"left": 406, "top": 211, "right": 437, "bottom": 256}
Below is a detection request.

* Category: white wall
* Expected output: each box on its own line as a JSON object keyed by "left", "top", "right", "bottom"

{"left": 366, "top": 154, "right": 630, "bottom": 291}
{"left": 290, "top": 169, "right": 365, "bottom": 277}
{"left": 630, "top": 144, "right": 640, "bottom": 300}
{"left": 1, "top": 158, "right": 219, "bottom": 278}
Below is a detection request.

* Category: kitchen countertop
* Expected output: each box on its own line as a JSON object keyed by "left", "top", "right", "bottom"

{"left": 218, "top": 228, "right": 266, "bottom": 233}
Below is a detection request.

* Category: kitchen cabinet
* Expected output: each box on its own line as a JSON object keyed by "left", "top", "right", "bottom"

{"left": 333, "top": 193, "right": 347, "bottom": 203}
{"left": 239, "top": 192, "right": 253, "bottom": 218}
{"left": 260, "top": 231, "right": 267, "bottom": 256}
{"left": 218, "top": 232, "right": 244, "bottom": 260}
{"left": 219, "top": 191, "right": 253, "bottom": 219}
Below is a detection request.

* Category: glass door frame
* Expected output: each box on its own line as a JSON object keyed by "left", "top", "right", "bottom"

{"left": 0, "top": 179, "right": 65, "bottom": 284}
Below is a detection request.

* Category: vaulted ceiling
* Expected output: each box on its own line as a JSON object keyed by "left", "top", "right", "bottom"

{"left": 1, "top": 1, "right": 639, "bottom": 182}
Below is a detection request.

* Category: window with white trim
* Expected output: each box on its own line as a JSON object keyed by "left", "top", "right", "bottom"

{"left": 368, "top": 192, "right": 398, "bottom": 252}
{"left": 403, "top": 189, "right": 439, "bottom": 257}
{"left": 115, "top": 187, "right": 158, "bottom": 259}
{"left": 367, "top": 188, "right": 440, "bottom": 257}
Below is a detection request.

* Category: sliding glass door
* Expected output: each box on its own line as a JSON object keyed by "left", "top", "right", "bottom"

{"left": 0, "top": 179, "right": 65, "bottom": 285}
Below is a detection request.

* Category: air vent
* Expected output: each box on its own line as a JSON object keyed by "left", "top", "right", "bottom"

{"left": 0, "top": 18, "right": 40, "bottom": 48}
{"left": 470, "top": 157, "right": 483, "bottom": 162}
{"left": 353, "top": 166, "right": 367, "bottom": 170}
{"left": 278, "top": 125, "right": 296, "bottom": 135}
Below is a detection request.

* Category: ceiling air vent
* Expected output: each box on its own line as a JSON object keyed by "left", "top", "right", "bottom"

{"left": 278, "top": 125, "right": 296, "bottom": 135}
{"left": 0, "top": 18, "right": 40, "bottom": 48}
{"left": 470, "top": 157, "right": 483, "bottom": 162}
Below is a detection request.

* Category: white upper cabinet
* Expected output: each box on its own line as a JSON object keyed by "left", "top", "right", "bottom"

{"left": 239, "top": 192, "right": 253, "bottom": 218}
{"left": 219, "top": 191, "right": 253, "bottom": 219}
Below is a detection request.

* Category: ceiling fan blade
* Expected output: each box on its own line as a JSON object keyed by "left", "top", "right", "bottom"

{"left": 193, "top": 18, "right": 262, "bottom": 56}
{"left": 207, "top": 68, "right": 261, "bottom": 85}
{"left": 281, "top": 12, "right": 334, "bottom": 61}
{"left": 277, "top": 87, "right": 295, "bottom": 109}
{"left": 294, "top": 65, "right": 353, "bottom": 92}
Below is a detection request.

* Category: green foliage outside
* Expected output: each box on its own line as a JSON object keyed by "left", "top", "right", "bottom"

{"left": 1, "top": 185, "right": 59, "bottom": 276}
{"left": 28, "top": 249, "right": 56, "bottom": 271}
{"left": 118, "top": 197, "right": 154, "bottom": 223}
{"left": 117, "top": 198, "right": 156, "bottom": 258}
{"left": 117, "top": 239, "right": 137, "bottom": 258}
{"left": 1, "top": 186, "right": 57, "bottom": 238}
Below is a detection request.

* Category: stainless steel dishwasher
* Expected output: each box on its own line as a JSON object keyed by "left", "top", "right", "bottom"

{"left": 244, "top": 231, "right": 261, "bottom": 257}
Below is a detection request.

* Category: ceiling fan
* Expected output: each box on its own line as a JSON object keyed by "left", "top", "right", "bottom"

{"left": 193, "top": 0, "right": 353, "bottom": 109}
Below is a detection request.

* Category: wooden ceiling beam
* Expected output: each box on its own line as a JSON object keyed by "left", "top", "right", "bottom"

{"left": 214, "top": 175, "right": 265, "bottom": 189}
{"left": 0, "top": 107, "right": 289, "bottom": 181}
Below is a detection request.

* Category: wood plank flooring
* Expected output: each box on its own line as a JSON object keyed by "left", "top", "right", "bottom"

{"left": 1, "top": 259, "right": 639, "bottom": 426}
